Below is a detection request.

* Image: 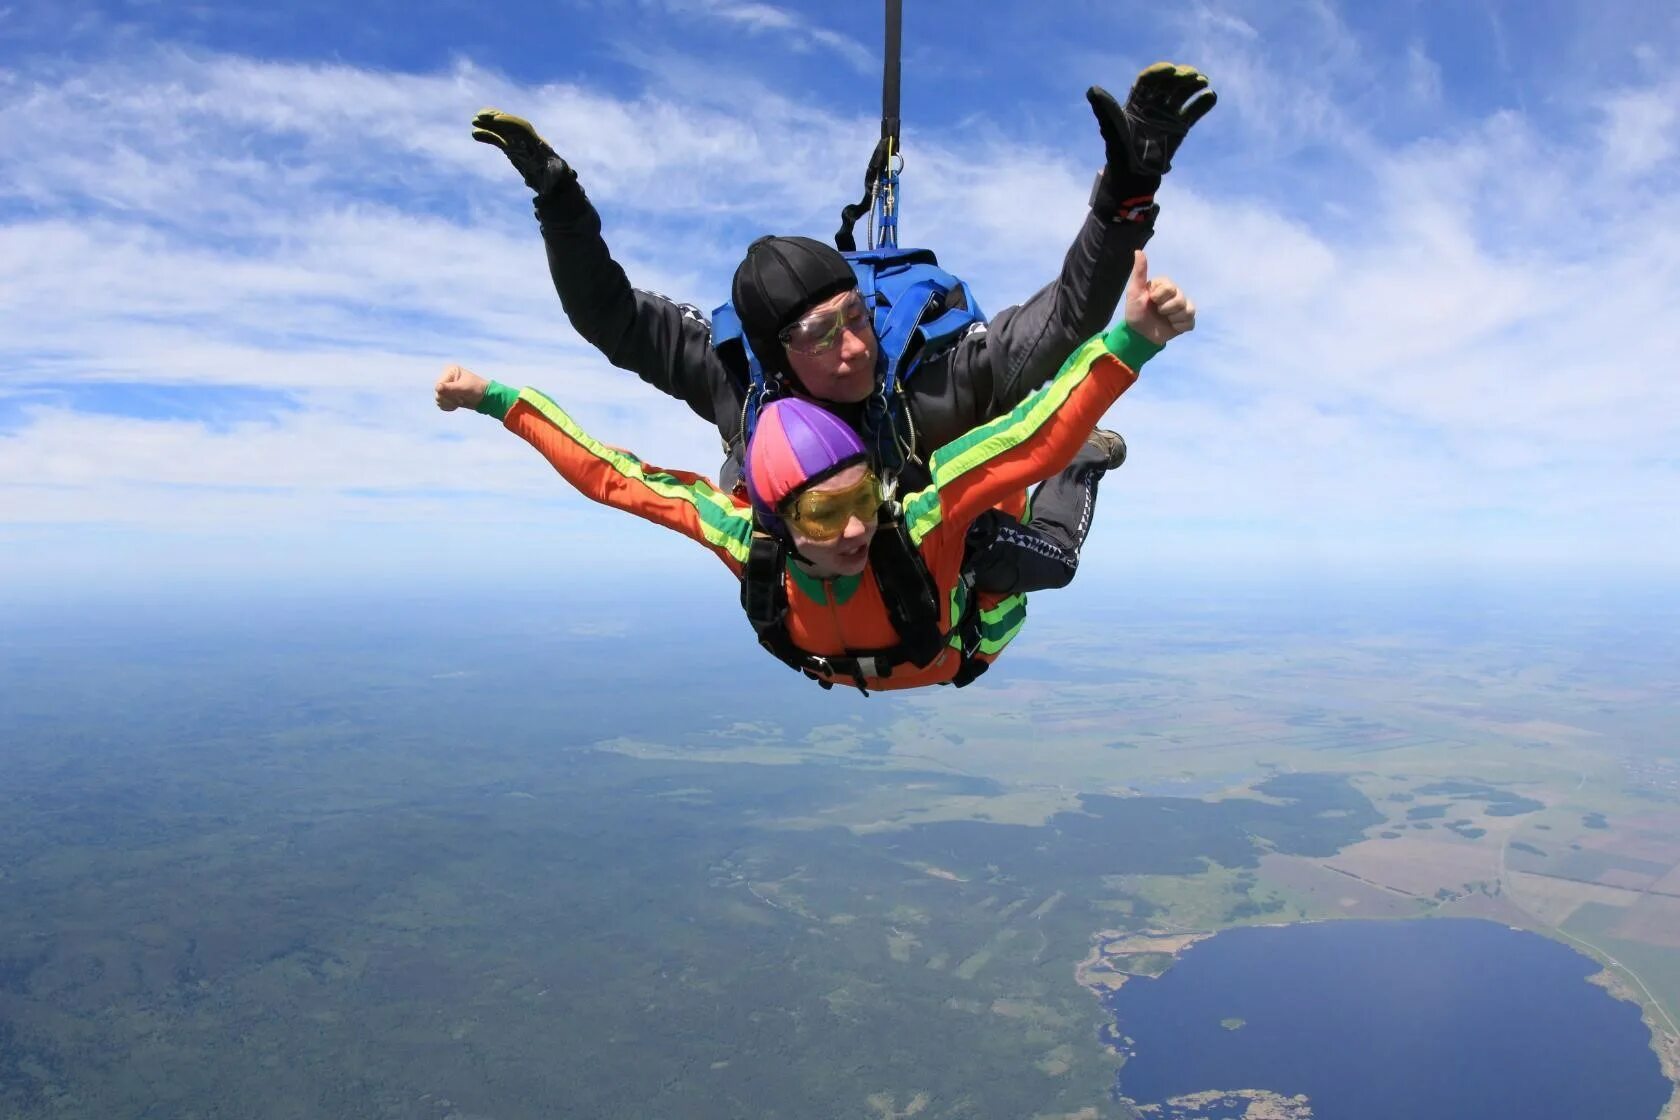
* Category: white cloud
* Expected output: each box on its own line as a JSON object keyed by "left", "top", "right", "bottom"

{"left": 1172, "top": 0, "right": 1368, "bottom": 154}
{"left": 1405, "top": 42, "right": 1443, "bottom": 107}
{"left": 1602, "top": 84, "right": 1680, "bottom": 178}
{"left": 636, "top": 0, "right": 875, "bottom": 74}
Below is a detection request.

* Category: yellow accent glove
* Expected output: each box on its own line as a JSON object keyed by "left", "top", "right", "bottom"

{"left": 1087, "top": 62, "right": 1218, "bottom": 177}
{"left": 471, "top": 108, "right": 576, "bottom": 197}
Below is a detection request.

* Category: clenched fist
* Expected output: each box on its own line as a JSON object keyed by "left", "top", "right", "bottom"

{"left": 435, "top": 365, "right": 489, "bottom": 412}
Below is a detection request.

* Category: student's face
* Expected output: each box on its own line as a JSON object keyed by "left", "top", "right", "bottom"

{"left": 785, "top": 463, "right": 878, "bottom": 577}
{"left": 781, "top": 289, "right": 878, "bottom": 404}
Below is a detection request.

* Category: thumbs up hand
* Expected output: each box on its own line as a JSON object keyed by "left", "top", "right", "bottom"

{"left": 1123, "top": 251, "right": 1196, "bottom": 347}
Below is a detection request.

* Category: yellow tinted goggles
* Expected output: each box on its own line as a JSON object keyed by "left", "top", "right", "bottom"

{"left": 783, "top": 470, "right": 883, "bottom": 541}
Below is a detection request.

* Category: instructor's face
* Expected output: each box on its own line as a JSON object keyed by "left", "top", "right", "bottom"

{"left": 783, "top": 290, "right": 878, "bottom": 404}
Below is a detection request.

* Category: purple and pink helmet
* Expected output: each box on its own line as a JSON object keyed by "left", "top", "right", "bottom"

{"left": 744, "top": 398, "right": 867, "bottom": 523}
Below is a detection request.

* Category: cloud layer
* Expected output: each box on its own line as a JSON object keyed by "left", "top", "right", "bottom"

{"left": 3, "top": 1, "right": 1678, "bottom": 596}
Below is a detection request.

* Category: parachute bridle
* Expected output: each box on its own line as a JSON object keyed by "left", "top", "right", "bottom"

{"left": 835, "top": 0, "right": 904, "bottom": 254}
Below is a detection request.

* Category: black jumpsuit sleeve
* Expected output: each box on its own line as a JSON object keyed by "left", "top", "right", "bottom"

{"left": 908, "top": 208, "right": 1154, "bottom": 449}
{"left": 533, "top": 187, "right": 745, "bottom": 445}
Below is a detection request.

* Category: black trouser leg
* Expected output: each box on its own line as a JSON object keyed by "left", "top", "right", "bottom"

{"left": 966, "top": 436, "right": 1113, "bottom": 595}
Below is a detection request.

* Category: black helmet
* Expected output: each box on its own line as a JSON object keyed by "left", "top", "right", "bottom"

{"left": 731, "top": 235, "right": 857, "bottom": 375}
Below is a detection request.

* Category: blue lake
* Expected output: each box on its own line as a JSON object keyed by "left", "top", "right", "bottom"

{"left": 1105, "top": 918, "right": 1671, "bottom": 1119}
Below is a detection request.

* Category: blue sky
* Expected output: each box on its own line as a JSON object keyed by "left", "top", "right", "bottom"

{"left": 2, "top": 0, "right": 1678, "bottom": 600}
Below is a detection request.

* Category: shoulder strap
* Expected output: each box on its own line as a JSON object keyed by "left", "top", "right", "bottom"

{"left": 711, "top": 303, "right": 781, "bottom": 445}
{"left": 740, "top": 529, "right": 786, "bottom": 641}
{"left": 868, "top": 501, "right": 947, "bottom": 668}
{"left": 843, "top": 246, "right": 989, "bottom": 476}
{"left": 846, "top": 247, "right": 986, "bottom": 385}
{"left": 741, "top": 527, "right": 860, "bottom": 691}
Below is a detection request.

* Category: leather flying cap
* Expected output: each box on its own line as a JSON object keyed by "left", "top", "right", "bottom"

{"left": 731, "top": 235, "right": 857, "bottom": 374}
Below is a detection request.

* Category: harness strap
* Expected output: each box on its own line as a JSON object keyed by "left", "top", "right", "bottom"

{"left": 868, "top": 502, "right": 946, "bottom": 668}
{"left": 737, "top": 513, "right": 991, "bottom": 695}
{"left": 947, "top": 576, "right": 991, "bottom": 689}
{"left": 740, "top": 531, "right": 784, "bottom": 632}
{"left": 876, "top": 280, "right": 941, "bottom": 390}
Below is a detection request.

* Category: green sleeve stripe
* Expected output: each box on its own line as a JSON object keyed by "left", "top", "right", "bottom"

{"left": 517, "top": 388, "right": 752, "bottom": 564}
{"left": 476, "top": 380, "right": 520, "bottom": 420}
{"left": 903, "top": 489, "right": 941, "bottom": 546}
{"left": 938, "top": 334, "right": 1110, "bottom": 474}
{"left": 905, "top": 334, "right": 1111, "bottom": 543}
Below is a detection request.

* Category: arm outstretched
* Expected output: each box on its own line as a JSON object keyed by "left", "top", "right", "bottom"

{"left": 438, "top": 366, "right": 752, "bottom": 575}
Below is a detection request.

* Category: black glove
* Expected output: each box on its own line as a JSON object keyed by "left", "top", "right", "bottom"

{"left": 471, "top": 108, "right": 578, "bottom": 199}
{"left": 1088, "top": 62, "right": 1217, "bottom": 177}
{"left": 1085, "top": 63, "right": 1216, "bottom": 222}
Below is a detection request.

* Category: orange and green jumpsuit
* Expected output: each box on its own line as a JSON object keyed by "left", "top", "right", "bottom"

{"left": 472, "top": 323, "right": 1161, "bottom": 691}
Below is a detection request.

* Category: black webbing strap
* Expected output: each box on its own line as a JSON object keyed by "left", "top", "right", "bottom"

{"left": 881, "top": 0, "right": 902, "bottom": 154}
{"left": 947, "top": 581, "right": 991, "bottom": 689}
{"left": 868, "top": 503, "right": 946, "bottom": 667}
{"left": 740, "top": 531, "right": 784, "bottom": 633}
{"left": 835, "top": 0, "right": 903, "bottom": 251}
{"left": 835, "top": 138, "right": 889, "bottom": 253}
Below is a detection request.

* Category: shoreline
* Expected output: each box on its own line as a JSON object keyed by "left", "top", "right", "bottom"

{"left": 1073, "top": 928, "right": 1213, "bottom": 998}
{"left": 1588, "top": 968, "right": 1680, "bottom": 1120}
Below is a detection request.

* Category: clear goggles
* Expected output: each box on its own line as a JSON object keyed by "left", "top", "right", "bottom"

{"left": 778, "top": 290, "right": 871, "bottom": 355}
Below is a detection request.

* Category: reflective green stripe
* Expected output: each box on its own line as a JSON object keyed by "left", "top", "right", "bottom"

{"left": 903, "top": 490, "right": 941, "bottom": 546}
{"left": 975, "top": 593, "right": 1027, "bottom": 655}
{"left": 904, "top": 334, "right": 1110, "bottom": 544}
{"left": 519, "top": 388, "right": 751, "bottom": 564}
{"left": 941, "top": 586, "right": 1027, "bottom": 656}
